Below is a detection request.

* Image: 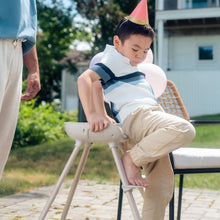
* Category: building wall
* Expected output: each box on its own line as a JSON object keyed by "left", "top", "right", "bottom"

{"left": 166, "top": 70, "right": 220, "bottom": 117}
{"left": 167, "top": 34, "right": 220, "bottom": 71}
{"left": 155, "top": 0, "right": 220, "bottom": 117}
{"left": 161, "top": 34, "right": 220, "bottom": 117}
{"left": 61, "top": 65, "right": 88, "bottom": 111}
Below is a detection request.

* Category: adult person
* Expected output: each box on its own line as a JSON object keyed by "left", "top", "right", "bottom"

{"left": 0, "top": 0, "right": 41, "bottom": 180}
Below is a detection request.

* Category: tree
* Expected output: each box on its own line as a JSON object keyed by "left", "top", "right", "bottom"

{"left": 23, "top": 0, "right": 82, "bottom": 104}
{"left": 73, "top": 0, "right": 155, "bottom": 53}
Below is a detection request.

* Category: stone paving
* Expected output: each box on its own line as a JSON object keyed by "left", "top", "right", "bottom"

{"left": 0, "top": 180, "right": 220, "bottom": 220}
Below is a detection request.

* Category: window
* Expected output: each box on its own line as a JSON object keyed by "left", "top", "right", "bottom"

{"left": 185, "top": 0, "right": 216, "bottom": 8}
{"left": 198, "top": 46, "right": 213, "bottom": 60}
{"left": 193, "top": 0, "right": 208, "bottom": 8}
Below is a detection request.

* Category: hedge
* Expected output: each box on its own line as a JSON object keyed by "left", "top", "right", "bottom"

{"left": 13, "top": 100, "right": 77, "bottom": 148}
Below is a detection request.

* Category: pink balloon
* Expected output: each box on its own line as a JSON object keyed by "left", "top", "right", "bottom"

{"left": 138, "top": 63, "right": 167, "bottom": 98}
{"left": 142, "top": 48, "right": 153, "bottom": 64}
{"left": 89, "top": 52, "right": 104, "bottom": 68}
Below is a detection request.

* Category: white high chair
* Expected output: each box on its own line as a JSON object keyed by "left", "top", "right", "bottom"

{"left": 40, "top": 122, "right": 142, "bottom": 220}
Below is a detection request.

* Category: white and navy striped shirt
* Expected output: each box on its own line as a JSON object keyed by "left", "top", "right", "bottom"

{"left": 90, "top": 45, "right": 157, "bottom": 123}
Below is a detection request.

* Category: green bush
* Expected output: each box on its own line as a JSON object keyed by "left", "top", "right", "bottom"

{"left": 13, "top": 100, "right": 77, "bottom": 148}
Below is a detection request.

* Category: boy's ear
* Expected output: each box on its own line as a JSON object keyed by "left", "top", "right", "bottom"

{"left": 113, "top": 35, "right": 120, "bottom": 49}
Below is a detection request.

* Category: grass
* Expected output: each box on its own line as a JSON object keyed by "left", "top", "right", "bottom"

{"left": 190, "top": 114, "right": 220, "bottom": 147}
{"left": 1, "top": 114, "right": 220, "bottom": 197}
{"left": 0, "top": 138, "right": 119, "bottom": 197}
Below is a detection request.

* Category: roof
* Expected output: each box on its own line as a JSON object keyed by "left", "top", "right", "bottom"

{"left": 60, "top": 50, "right": 91, "bottom": 66}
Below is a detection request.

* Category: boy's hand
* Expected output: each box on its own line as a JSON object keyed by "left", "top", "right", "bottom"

{"left": 87, "top": 113, "right": 116, "bottom": 132}
{"left": 106, "top": 115, "right": 117, "bottom": 124}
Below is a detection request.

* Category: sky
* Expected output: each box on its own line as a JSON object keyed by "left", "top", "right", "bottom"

{"left": 44, "top": 0, "right": 91, "bottom": 51}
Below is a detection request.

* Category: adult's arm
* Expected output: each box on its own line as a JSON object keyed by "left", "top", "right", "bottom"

{"left": 21, "top": 45, "right": 41, "bottom": 101}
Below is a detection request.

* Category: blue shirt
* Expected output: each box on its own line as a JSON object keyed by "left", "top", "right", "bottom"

{"left": 90, "top": 45, "right": 157, "bottom": 123}
{"left": 0, "top": 0, "right": 37, "bottom": 54}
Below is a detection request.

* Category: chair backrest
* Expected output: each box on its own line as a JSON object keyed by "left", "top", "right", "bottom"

{"left": 158, "top": 80, "right": 190, "bottom": 121}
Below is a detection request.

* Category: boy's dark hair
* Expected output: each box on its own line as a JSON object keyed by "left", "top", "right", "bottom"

{"left": 114, "top": 17, "right": 154, "bottom": 43}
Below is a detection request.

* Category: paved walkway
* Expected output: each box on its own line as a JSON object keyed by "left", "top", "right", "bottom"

{"left": 0, "top": 180, "right": 220, "bottom": 220}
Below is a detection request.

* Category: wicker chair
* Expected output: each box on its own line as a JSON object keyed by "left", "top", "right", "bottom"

{"left": 117, "top": 80, "right": 220, "bottom": 220}
{"left": 157, "top": 80, "right": 190, "bottom": 120}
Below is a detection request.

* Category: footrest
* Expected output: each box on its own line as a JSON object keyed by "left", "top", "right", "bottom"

{"left": 122, "top": 184, "right": 143, "bottom": 192}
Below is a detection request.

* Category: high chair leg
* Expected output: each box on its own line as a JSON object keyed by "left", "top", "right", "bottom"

{"left": 39, "top": 141, "right": 83, "bottom": 220}
{"left": 109, "top": 143, "right": 141, "bottom": 220}
{"left": 61, "top": 143, "right": 91, "bottom": 220}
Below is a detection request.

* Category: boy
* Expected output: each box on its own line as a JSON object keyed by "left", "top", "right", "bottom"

{"left": 78, "top": 1, "right": 195, "bottom": 219}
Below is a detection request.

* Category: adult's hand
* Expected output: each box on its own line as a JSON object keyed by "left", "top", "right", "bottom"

{"left": 21, "top": 45, "right": 41, "bottom": 101}
{"left": 21, "top": 71, "right": 41, "bottom": 101}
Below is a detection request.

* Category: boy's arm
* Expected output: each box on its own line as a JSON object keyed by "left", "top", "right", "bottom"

{"left": 78, "top": 69, "right": 114, "bottom": 132}
{"left": 93, "top": 81, "right": 116, "bottom": 124}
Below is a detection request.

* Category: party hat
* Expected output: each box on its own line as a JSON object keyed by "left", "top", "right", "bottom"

{"left": 128, "top": 0, "right": 149, "bottom": 25}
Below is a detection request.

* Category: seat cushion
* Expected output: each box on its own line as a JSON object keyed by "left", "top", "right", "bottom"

{"left": 172, "top": 147, "right": 220, "bottom": 169}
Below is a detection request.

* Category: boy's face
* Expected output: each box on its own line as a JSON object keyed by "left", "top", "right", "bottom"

{"left": 114, "top": 34, "right": 152, "bottom": 66}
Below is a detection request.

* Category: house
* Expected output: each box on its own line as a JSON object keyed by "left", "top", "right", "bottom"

{"left": 61, "top": 50, "right": 90, "bottom": 111}
{"left": 154, "top": 0, "right": 220, "bottom": 117}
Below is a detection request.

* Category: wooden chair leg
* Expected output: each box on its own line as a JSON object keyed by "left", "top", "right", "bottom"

{"left": 117, "top": 180, "right": 123, "bottom": 220}
{"left": 110, "top": 143, "right": 141, "bottom": 220}
{"left": 39, "top": 141, "right": 83, "bottom": 219}
{"left": 61, "top": 143, "right": 91, "bottom": 220}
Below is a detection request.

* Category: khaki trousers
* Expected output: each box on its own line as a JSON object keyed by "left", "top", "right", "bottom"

{"left": 0, "top": 39, "right": 23, "bottom": 180}
{"left": 122, "top": 105, "right": 195, "bottom": 220}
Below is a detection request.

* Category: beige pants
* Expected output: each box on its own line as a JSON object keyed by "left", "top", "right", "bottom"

{"left": 0, "top": 39, "right": 23, "bottom": 180}
{"left": 122, "top": 105, "right": 195, "bottom": 220}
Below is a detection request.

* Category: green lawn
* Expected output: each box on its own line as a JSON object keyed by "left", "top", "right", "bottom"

{"left": 0, "top": 138, "right": 118, "bottom": 197}
{"left": 190, "top": 114, "right": 220, "bottom": 147}
{"left": 1, "top": 116, "right": 220, "bottom": 197}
